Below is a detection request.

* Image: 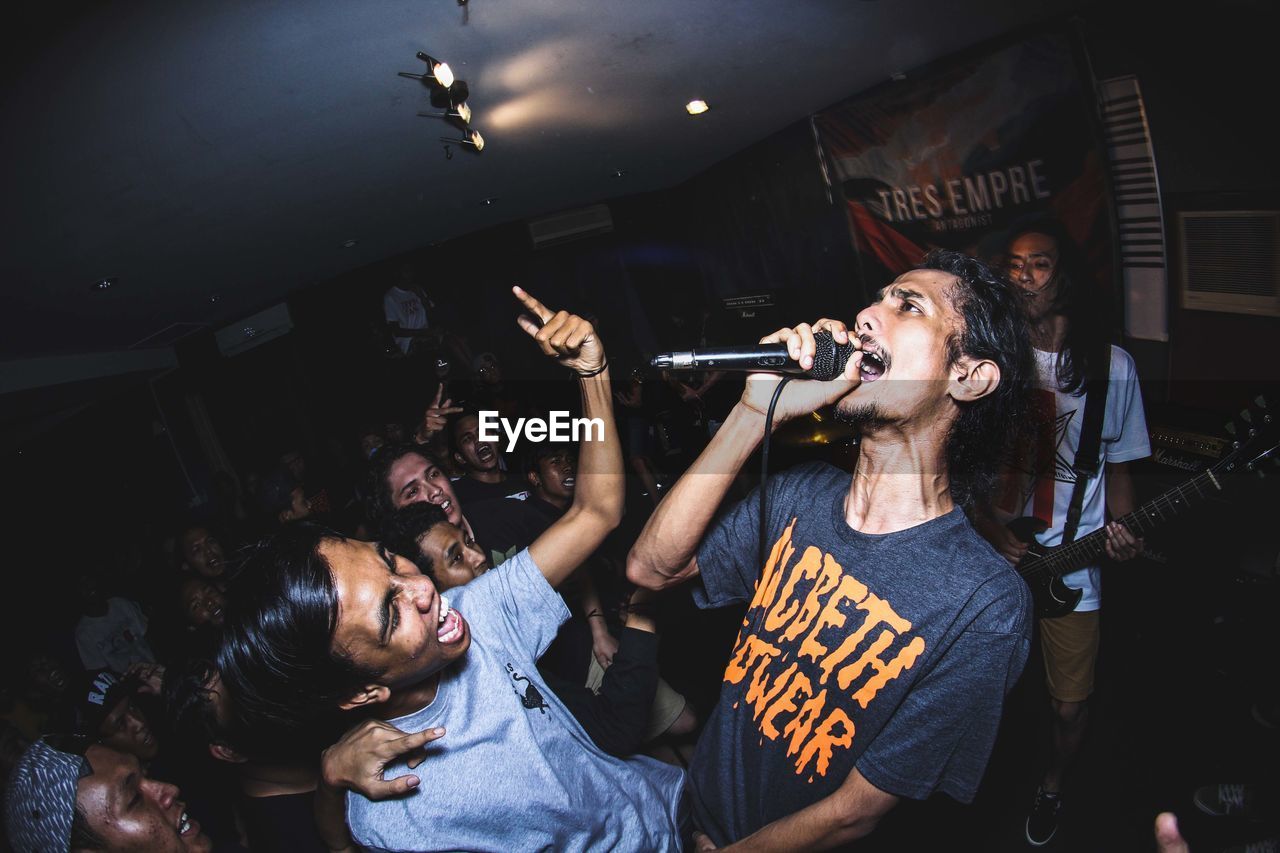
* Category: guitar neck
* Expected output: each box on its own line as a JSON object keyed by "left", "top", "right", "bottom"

{"left": 1043, "top": 466, "right": 1227, "bottom": 574}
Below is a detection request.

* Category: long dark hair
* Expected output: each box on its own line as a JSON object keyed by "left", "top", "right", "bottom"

{"left": 1006, "top": 215, "right": 1107, "bottom": 396}
{"left": 214, "top": 523, "right": 382, "bottom": 753}
{"left": 380, "top": 502, "right": 451, "bottom": 581}
{"left": 363, "top": 443, "right": 438, "bottom": 525}
{"left": 920, "top": 249, "right": 1035, "bottom": 508}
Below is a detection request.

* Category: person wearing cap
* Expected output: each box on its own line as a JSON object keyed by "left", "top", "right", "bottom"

{"left": 4, "top": 735, "right": 211, "bottom": 852}
{"left": 68, "top": 669, "right": 160, "bottom": 763}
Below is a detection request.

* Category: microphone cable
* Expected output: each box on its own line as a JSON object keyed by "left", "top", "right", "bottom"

{"left": 760, "top": 377, "right": 792, "bottom": 571}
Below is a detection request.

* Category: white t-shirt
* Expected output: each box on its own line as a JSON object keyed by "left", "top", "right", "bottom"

{"left": 382, "top": 286, "right": 428, "bottom": 355}
{"left": 992, "top": 346, "right": 1150, "bottom": 611}
{"left": 75, "top": 597, "right": 155, "bottom": 672}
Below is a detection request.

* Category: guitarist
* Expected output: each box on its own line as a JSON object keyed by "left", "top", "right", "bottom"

{"left": 974, "top": 218, "right": 1151, "bottom": 847}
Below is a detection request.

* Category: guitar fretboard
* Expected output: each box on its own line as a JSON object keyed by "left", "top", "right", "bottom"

{"left": 1021, "top": 467, "right": 1224, "bottom": 581}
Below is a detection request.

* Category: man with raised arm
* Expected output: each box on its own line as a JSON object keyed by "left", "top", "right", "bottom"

{"left": 217, "top": 287, "right": 685, "bottom": 852}
{"left": 628, "top": 251, "right": 1036, "bottom": 850}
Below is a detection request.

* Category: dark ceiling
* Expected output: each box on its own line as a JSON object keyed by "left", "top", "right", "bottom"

{"left": 2, "top": 0, "right": 1090, "bottom": 362}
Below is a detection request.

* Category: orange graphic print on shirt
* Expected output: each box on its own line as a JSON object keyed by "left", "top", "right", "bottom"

{"left": 724, "top": 518, "right": 927, "bottom": 782}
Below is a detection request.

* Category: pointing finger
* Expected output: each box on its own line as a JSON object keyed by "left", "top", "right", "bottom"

{"left": 512, "top": 286, "right": 553, "bottom": 324}
{"left": 391, "top": 727, "right": 446, "bottom": 756}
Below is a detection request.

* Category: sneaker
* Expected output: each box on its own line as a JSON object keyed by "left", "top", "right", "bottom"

{"left": 1194, "top": 783, "right": 1252, "bottom": 817}
{"left": 1025, "top": 787, "right": 1062, "bottom": 846}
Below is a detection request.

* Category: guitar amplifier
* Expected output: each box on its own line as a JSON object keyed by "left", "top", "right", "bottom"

{"left": 1147, "top": 425, "right": 1229, "bottom": 473}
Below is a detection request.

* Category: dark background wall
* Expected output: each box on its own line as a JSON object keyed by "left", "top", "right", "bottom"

{"left": 4, "top": 2, "right": 1277, "bottom": 641}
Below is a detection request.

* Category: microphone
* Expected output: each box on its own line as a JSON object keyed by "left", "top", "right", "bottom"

{"left": 651, "top": 330, "right": 855, "bottom": 382}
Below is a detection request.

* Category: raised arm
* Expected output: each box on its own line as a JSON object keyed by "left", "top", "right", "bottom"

{"left": 512, "top": 286, "right": 625, "bottom": 588}
{"left": 627, "top": 320, "right": 863, "bottom": 591}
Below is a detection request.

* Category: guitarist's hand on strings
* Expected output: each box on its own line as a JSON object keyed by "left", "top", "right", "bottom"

{"left": 991, "top": 525, "right": 1029, "bottom": 566}
{"left": 1103, "top": 521, "right": 1143, "bottom": 562}
{"left": 971, "top": 506, "right": 1027, "bottom": 566}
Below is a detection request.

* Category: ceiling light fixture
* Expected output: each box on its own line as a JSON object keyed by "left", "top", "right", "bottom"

{"left": 342, "top": 239, "right": 359, "bottom": 248}
{"left": 418, "top": 103, "right": 472, "bottom": 125}
{"left": 399, "top": 52, "right": 455, "bottom": 89}
{"left": 440, "top": 128, "right": 484, "bottom": 152}
{"left": 90, "top": 277, "right": 117, "bottom": 292}
{"left": 685, "top": 99, "right": 710, "bottom": 115}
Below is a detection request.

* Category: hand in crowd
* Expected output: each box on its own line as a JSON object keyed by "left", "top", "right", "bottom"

{"left": 321, "top": 718, "right": 446, "bottom": 800}
{"left": 676, "top": 382, "right": 701, "bottom": 403}
{"left": 1103, "top": 521, "right": 1143, "bottom": 562}
{"left": 591, "top": 629, "right": 620, "bottom": 669}
{"left": 614, "top": 383, "right": 643, "bottom": 408}
{"left": 741, "top": 319, "right": 862, "bottom": 424}
{"left": 415, "top": 385, "right": 463, "bottom": 443}
{"left": 1154, "top": 812, "right": 1190, "bottom": 853}
{"left": 513, "top": 286, "right": 605, "bottom": 375}
{"left": 126, "top": 662, "right": 165, "bottom": 696}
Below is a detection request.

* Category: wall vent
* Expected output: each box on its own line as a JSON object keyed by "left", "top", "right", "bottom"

{"left": 1178, "top": 210, "right": 1280, "bottom": 317}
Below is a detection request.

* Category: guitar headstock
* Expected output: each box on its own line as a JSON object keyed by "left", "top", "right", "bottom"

{"left": 1221, "top": 394, "right": 1280, "bottom": 477}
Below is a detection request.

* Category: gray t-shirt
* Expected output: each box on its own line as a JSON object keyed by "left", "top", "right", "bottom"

{"left": 345, "top": 548, "right": 686, "bottom": 852}
{"left": 691, "top": 462, "right": 1032, "bottom": 844}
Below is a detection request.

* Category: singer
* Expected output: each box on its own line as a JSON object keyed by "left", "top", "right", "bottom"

{"left": 628, "top": 250, "right": 1036, "bottom": 850}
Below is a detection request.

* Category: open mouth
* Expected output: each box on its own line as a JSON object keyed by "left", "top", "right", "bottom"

{"left": 858, "top": 349, "right": 888, "bottom": 382}
{"left": 476, "top": 445, "right": 495, "bottom": 463}
{"left": 562, "top": 476, "right": 575, "bottom": 489}
{"left": 177, "top": 809, "right": 199, "bottom": 837}
{"left": 437, "top": 596, "right": 464, "bottom": 644}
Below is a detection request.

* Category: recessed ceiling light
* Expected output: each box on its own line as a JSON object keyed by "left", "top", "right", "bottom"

{"left": 613, "top": 169, "right": 627, "bottom": 178}
{"left": 482, "top": 197, "right": 499, "bottom": 205}
{"left": 90, "top": 277, "right": 118, "bottom": 292}
{"left": 685, "top": 99, "right": 710, "bottom": 116}
{"left": 209, "top": 295, "right": 220, "bottom": 304}
{"left": 342, "top": 239, "right": 359, "bottom": 248}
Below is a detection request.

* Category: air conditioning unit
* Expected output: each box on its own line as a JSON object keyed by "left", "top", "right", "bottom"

{"left": 527, "top": 204, "right": 613, "bottom": 248}
{"left": 1178, "top": 210, "right": 1280, "bottom": 317}
{"left": 215, "top": 302, "right": 293, "bottom": 356}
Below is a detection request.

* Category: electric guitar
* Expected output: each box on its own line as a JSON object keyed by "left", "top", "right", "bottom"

{"left": 1012, "top": 395, "right": 1279, "bottom": 618}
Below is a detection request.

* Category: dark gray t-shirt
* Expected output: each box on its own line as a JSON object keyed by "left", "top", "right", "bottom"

{"left": 346, "top": 549, "right": 686, "bottom": 852}
{"left": 691, "top": 462, "right": 1031, "bottom": 845}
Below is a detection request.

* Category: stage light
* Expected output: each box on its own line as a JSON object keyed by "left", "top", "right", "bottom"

{"left": 399, "top": 52, "right": 455, "bottom": 89}
{"left": 685, "top": 99, "right": 710, "bottom": 115}
{"left": 418, "top": 103, "right": 472, "bottom": 124}
{"left": 439, "top": 129, "right": 484, "bottom": 152}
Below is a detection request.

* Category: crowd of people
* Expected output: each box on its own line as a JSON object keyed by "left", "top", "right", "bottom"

{"left": 3, "top": 219, "right": 1260, "bottom": 852}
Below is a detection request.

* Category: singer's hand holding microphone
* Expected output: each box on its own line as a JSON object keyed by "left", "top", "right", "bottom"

{"left": 651, "top": 317, "right": 864, "bottom": 426}
{"left": 740, "top": 319, "right": 863, "bottom": 424}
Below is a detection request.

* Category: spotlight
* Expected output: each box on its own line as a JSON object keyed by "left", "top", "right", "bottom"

{"left": 418, "top": 103, "right": 472, "bottom": 124}
{"left": 439, "top": 129, "right": 484, "bottom": 152}
{"left": 399, "top": 52, "right": 455, "bottom": 88}
{"left": 685, "top": 99, "right": 710, "bottom": 115}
